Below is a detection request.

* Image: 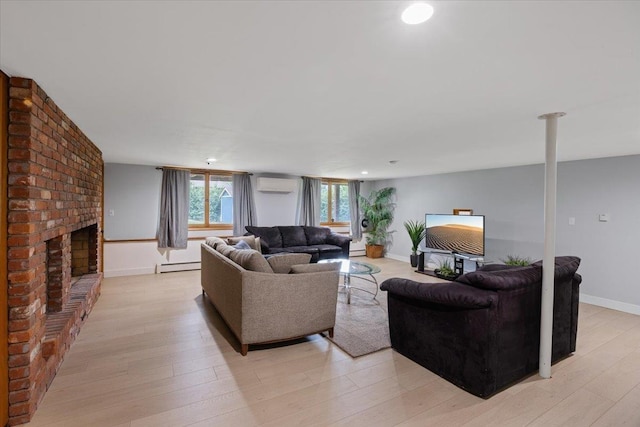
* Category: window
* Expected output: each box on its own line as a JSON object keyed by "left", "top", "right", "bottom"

{"left": 189, "top": 171, "right": 233, "bottom": 229}
{"left": 320, "top": 179, "right": 350, "bottom": 225}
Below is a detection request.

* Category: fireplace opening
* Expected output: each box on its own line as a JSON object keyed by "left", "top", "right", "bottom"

{"left": 45, "top": 224, "right": 98, "bottom": 313}
{"left": 71, "top": 224, "right": 98, "bottom": 277}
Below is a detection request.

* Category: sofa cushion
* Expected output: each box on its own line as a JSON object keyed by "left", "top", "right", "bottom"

{"left": 245, "top": 226, "right": 283, "bottom": 248}
{"left": 228, "top": 235, "right": 262, "bottom": 252}
{"left": 456, "top": 265, "right": 542, "bottom": 290}
{"left": 290, "top": 262, "right": 341, "bottom": 274}
{"left": 205, "top": 236, "right": 226, "bottom": 249}
{"left": 229, "top": 249, "right": 273, "bottom": 273}
{"left": 303, "top": 226, "right": 331, "bottom": 246}
{"left": 267, "top": 253, "right": 312, "bottom": 273}
{"left": 313, "top": 244, "right": 343, "bottom": 253}
{"left": 279, "top": 226, "right": 308, "bottom": 247}
{"left": 282, "top": 246, "right": 320, "bottom": 255}
{"left": 217, "top": 243, "right": 236, "bottom": 258}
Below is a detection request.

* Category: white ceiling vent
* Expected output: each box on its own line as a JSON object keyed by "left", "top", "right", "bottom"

{"left": 256, "top": 177, "right": 298, "bottom": 193}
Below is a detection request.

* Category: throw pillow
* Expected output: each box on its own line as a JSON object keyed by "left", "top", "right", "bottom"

{"left": 227, "top": 235, "right": 262, "bottom": 253}
{"left": 217, "top": 243, "right": 235, "bottom": 258}
{"left": 290, "top": 263, "right": 341, "bottom": 274}
{"left": 205, "top": 236, "right": 226, "bottom": 249}
{"left": 232, "top": 240, "right": 252, "bottom": 250}
{"left": 229, "top": 249, "right": 273, "bottom": 273}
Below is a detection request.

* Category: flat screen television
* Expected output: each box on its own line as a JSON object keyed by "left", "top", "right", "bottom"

{"left": 425, "top": 213, "right": 485, "bottom": 256}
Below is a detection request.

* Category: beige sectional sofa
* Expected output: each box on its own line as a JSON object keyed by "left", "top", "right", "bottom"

{"left": 201, "top": 237, "right": 341, "bottom": 355}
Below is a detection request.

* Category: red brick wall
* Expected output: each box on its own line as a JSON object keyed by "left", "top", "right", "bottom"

{"left": 6, "top": 77, "right": 103, "bottom": 425}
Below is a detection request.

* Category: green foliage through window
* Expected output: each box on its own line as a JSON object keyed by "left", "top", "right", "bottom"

{"left": 189, "top": 173, "right": 233, "bottom": 227}
{"left": 321, "top": 180, "right": 350, "bottom": 224}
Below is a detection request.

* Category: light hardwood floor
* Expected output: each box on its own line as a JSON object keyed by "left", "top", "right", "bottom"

{"left": 25, "top": 258, "right": 640, "bottom": 427}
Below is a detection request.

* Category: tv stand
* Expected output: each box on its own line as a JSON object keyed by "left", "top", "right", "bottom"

{"left": 415, "top": 251, "right": 486, "bottom": 277}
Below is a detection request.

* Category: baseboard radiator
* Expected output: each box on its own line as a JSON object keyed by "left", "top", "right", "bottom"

{"left": 155, "top": 261, "right": 201, "bottom": 273}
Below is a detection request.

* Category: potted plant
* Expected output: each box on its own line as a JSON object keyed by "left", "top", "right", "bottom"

{"left": 359, "top": 187, "right": 396, "bottom": 258}
{"left": 501, "top": 255, "right": 532, "bottom": 266}
{"left": 404, "top": 219, "right": 426, "bottom": 267}
{"left": 434, "top": 258, "right": 458, "bottom": 280}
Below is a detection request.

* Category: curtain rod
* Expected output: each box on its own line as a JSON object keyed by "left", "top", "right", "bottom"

{"left": 155, "top": 166, "right": 252, "bottom": 175}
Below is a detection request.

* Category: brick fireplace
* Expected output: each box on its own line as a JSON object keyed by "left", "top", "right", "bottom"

{"left": 6, "top": 77, "right": 103, "bottom": 425}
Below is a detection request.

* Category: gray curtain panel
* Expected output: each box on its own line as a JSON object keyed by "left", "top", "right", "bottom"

{"left": 296, "top": 177, "right": 321, "bottom": 226}
{"left": 157, "top": 168, "right": 190, "bottom": 249}
{"left": 233, "top": 173, "right": 257, "bottom": 236}
{"left": 348, "top": 180, "right": 362, "bottom": 242}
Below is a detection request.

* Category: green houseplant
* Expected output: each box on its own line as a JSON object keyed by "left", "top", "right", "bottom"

{"left": 501, "top": 255, "right": 532, "bottom": 266}
{"left": 359, "top": 187, "right": 396, "bottom": 258}
{"left": 434, "top": 258, "right": 458, "bottom": 280}
{"left": 404, "top": 219, "right": 426, "bottom": 267}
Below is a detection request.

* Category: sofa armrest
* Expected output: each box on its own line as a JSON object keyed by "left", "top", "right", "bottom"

{"left": 326, "top": 233, "right": 351, "bottom": 258}
{"left": 326, "top": 233, "right": 351, "bottom": 246}
{"left": 380, "top": 278, "right": 496, "bottom": 309}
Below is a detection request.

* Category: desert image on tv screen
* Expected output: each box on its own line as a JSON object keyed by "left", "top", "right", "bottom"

{"left": 425, "top": 214, "right": 484, "bottom": 256}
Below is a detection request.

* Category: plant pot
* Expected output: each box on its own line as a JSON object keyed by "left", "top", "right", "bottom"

{"left": 365, "top": 244, "right": 384, "bottom": 258}
{"left": 410, "top": 253, "right": 419, "bottom": 268}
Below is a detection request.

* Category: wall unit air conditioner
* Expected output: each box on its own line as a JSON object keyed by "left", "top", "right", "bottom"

{"left": 256, "top": 177, "right": 298, "bottom": 193}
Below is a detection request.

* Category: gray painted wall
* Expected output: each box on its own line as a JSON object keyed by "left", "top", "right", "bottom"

{"left": 373, "top": 154, "right": 640, "bottom": 307}
{"left": 251, "top": 173, "right": 301, "bottom": 226}
{"left": 104, "top": 163, "right": 161, "bottom": 240}
{"left": 103, "top": 164, "right": 303, "bottom": 239}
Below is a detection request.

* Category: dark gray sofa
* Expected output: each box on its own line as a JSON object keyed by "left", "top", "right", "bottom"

{"left": 245, "top": 225, "right": 351, "bottom": 262}
{"left": 380, "top": 256, "right": 581, "bottom": 398}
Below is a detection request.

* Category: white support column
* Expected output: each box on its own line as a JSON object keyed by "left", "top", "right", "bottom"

{"left": 537, "top": 112, "right": 565, "bottom": 379}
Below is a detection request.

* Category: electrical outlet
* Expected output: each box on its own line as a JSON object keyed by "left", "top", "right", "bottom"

{"left": 108, "top": 209, "right": 115, "bottom": 217}
{"left": 568, "top": 217, "right": 575, "bottom": 226}
{"left": 598, "top": 213, "right": 610, "bottom": 222}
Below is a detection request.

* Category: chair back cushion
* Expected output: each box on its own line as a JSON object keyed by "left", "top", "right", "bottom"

{"left": 456, "top": 265, "right": 542, "bottom": 290}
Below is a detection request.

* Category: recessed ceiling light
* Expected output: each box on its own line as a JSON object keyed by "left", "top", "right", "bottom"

{"left": 361, "top": 171, "right": 369, "bottom": 175}
{"left": 401, "top": 3, "right": 434, "bottom": 25}
{"left": 206, "top": 158, "right": 217, "bottom": 162}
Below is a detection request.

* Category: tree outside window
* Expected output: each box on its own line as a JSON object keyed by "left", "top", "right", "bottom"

{"left": 320, "top": 179, "right": 350, "bottom": 225}
{"left": 189, "top": 172, "right": 233, "bottom": 229}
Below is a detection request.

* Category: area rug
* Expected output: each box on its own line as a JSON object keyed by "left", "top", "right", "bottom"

{"left": 326, "top": 290, "right": 391, "bottom": 358}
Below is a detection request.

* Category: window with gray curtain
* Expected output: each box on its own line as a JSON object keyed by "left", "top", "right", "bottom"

{"left": 157, "top": 168, "right": 190, "bottom": 249}
{"left": 232, "top": 173, "right": 257, "bottom": 236}
{"left": 297, "top": 177, "right": 321, "bottom": 226}
{"left": 348, "top": 180, "right": 362, "bottom": 242}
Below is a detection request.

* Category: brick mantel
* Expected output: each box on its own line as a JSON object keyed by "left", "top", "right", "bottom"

{"left": 6, "top": 77, "right": 103, "bottom": 425}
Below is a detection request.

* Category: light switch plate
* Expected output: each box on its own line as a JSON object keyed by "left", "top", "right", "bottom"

{"left": 598, "top": 213, "right": 610, "bottom": 222}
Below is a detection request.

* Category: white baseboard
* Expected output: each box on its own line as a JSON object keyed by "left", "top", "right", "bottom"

{"left": 580, "top": 293, "right": 640, "bottom": 316}
{"left": 384, "top": 253, "right": 408, "bottom": 262}
{"left": 104, "top": 267, "right": 156, "bottom": 278}
{"left": 155, "top": 261, "right": 201, "bottom": 273}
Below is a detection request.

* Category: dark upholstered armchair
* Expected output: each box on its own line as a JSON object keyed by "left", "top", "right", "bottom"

{"left": 380, "top": 256, "right": 581, "bottom": 397}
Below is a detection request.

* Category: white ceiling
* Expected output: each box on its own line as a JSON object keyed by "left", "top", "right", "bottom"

{"left": 1, "top": 1, "right": 639, "bottom": 180}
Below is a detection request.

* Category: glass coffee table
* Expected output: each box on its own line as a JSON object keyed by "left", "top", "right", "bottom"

{"left": 319, "top": 259, "right": 381, "bottom": 304}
